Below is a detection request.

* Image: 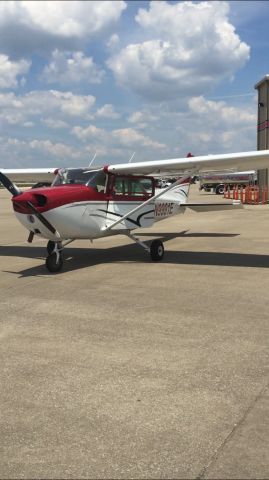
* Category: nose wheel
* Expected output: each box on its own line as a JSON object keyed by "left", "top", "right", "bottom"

{"left": 45, "top": 239, "right": 74, "bottom": 272}
{"left": 46, "top": 241, "right": 63, "bottom": 273}
{"left": 46, "top": 251, "right": 63, "bottom": 273}
{"left": 47, "top": 240, "right": 56, "bottom": 255}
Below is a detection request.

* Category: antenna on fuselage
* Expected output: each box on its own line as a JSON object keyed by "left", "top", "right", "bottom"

{"left": 128, "top": 152, "right": 136, "bottom": 163}
{"left": 89, "top": 152, "right": 97, "bottom": 167}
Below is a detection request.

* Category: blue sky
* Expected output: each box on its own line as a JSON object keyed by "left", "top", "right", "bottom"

{"left": 0, "top": 0, "right": 268, "bottom": 168}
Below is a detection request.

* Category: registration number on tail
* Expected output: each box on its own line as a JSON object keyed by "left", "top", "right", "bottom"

{"left": 155, "top": 202, "right": 174, "bottom": 217}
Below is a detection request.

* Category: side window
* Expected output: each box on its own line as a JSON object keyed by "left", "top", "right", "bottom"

{"left": 114, "top": 177, "right": 128, "bottom": 195}
{"left": 131, "top": 178, "right": 153, "bottom": 196}
{"left": 112, "top": 176, "right": 154, "bottom": 197}
{"left": 140, "top": 178, "right": 153, "bottom": 194}
{"left": 129, "top": 178, "right": 153, "bottom": 196}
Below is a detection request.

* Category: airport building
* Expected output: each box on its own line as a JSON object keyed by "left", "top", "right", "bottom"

{"left": 255, "top": 75, "right": 269, "bottom": 189}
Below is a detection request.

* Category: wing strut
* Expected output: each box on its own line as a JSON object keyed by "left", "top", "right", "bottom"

{"left": 101, "top": 172, "right": 195, "bottom": 232}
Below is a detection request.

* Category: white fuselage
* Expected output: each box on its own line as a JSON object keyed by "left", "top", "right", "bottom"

{"left": 15, "top": 197, "right": 186, "bottom": 242}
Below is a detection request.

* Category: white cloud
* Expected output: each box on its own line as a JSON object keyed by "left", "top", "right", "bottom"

{"left": 0, "top": 89, "right": 257, "bottom": 168}
{"left": 42, "top": 50, "right": 105, "bottom": 85}
{"left": 106, "top": 33, "right": 120, "bottom": 51}
{"left": 127, "top": 110, "right": 159, "bottom": 131}
{"left": 108, "top": 1, "right": 250, "bottom": 101}
{"left": 176, "top": 95, "right": 257, "bottom": 152}
{"left": 24, "top": 1, "right": 126, "bottom": 37}
{"left": 71, "top": 124, "right": 166, "bottom": 151}
{"left": 0, "top": 136, "right": 82, "bottom": 167}
{"left": 0, "top": 1, "right": 126, "bottom": 37}
{"left": 188, "top": 96, "right": 255, "bottom": 125}
{"left": 18, "top": 90, "right": 96, "bottom": 117}
{"left": 0, "top": 1, "right": 127, "bottom": 55}
{"left": 0, "top": 92, "right": 23, "bottom": 108}
{"left": 72, "top": 124, "right": 107, "bottom": 141}
{"left": 2, "top": 112, "right": 25, "bottom": 125}
{"left": 29, "top": 139, "right": 80, "bottom": 159}
{"left": 8, "top": 90, "right": 96, "bottom": 117}
{"left": 112, "top": 128, "right": 166, "bottom": 149}
{"left": 0, "top": 54, "right": 30, "bottom": 88}
{"left": 128, "top": 110, "right": 158, "bottom": 124}
{"left": 60, "top": 94, "right": 95, "bottom": 117}
{"left": 96, "top": 104, "right": 120, "bottom": 119}
{"left": 42, "top": 118, "right": 69, "bottom": 129}
{"left": 128, "top": 111, "right": 144, "bottom": 124}
{"left": 0, "top": 90, "right": 96, "bottom": 133}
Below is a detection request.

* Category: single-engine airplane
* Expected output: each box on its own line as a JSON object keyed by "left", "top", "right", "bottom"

{"left": 1, "top": 149, "right": 269, "bottom": 273}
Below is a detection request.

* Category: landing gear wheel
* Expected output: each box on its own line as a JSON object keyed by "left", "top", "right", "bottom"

{"left": 47, "top": 240, "right": 62, "bottom": 255}
{"left": 45, "top": 252, "right": 63, "bottom": 273}
{"left": 150, "top": 239, "right": 164, "bottom": 261}
{"left": 47, "top": 240, "right": 55, "bottom": 255}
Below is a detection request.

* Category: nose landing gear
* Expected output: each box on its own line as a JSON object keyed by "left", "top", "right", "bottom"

{"left": 45, "top": 239, "right": 74, "bottom": 273}
{"left": 46, "top": 241, "right": 63, "bottom": 273}
{"left": 46, "top": 249, "right": 63, "bottom": 273}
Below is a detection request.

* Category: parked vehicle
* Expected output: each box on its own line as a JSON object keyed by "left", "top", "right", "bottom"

{"left": 199, "top": 171, "right": 256, "bottom": 195}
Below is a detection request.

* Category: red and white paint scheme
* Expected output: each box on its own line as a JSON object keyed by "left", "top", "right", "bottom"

{"left": 1, "top": 149, "right": 269, "bottom": 272}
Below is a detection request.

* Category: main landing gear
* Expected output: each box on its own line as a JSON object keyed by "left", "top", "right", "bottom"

{"left": 126, "top": 232, "right": 164, "bottom": 262}
{"left": 45, "top": 235, "right": 164, "bottom": 273}
{"left": 150, "top": 239, "right": 164, "bottom": 261}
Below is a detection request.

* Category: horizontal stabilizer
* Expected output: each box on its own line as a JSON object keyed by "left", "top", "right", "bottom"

{"left": 183, "top": 200, "right": 242, "bottom": 212}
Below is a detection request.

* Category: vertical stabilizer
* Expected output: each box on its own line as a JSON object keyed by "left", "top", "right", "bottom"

{"left": 155, "top": 180, "right": 191, "bottom": 204}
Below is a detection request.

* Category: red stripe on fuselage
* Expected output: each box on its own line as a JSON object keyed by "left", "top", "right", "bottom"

{"left": 12, "top": 185, "right": 106, "bottom": 214}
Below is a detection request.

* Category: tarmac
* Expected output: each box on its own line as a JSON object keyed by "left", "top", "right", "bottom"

{"left": 0, "top": 184, "right": 269, "bottom": 479}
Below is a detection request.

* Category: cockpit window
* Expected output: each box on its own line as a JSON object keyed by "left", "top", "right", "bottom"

{"left": 52, "top": 168, "right": 107, "bottom": 192}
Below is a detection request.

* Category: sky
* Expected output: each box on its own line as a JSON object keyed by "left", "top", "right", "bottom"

{"left": 0, "top": 0, "right": 269, "bottom": 168}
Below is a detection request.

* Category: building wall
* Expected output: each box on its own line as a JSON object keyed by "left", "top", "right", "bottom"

{"left": 255, "top": 76, "right": 269, "bottom": 188}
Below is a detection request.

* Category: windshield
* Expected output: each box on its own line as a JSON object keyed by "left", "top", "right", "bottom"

{"left": 52, "top": 168, "right": 106, "bottom": 189}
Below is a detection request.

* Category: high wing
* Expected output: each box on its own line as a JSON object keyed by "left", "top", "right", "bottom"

{"left": 0, "top": 168, "right": 57, "bottom": 183}
{"left": 106, "top": 150, "right": 269, "bottom": 176}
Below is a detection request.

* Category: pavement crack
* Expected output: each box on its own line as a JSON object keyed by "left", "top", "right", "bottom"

{"left": 195, "top": 381, "right": 269, "bottom": 479}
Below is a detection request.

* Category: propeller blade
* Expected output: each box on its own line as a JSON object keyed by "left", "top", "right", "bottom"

{"left": 0, "top": 171, "right": 21, "bottom": 196}
{"left": 26, "top": 201, "right": 60, "bottom": 238}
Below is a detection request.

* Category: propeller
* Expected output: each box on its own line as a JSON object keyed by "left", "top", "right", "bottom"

{"left": 26, "top": 201, "right": 60, "bottom": 238}
{"left": 0, "top": 171, "right": 21, "bottom": 196}
{"left": 0, "top": 171, "right": 61, "bottom": 241}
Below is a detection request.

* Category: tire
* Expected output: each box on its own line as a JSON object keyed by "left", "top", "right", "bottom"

{"left": 150, "top": 239, "right": 164, "bottom": 261}
{"left": 216, "top": 184, "right": 224, "bottom": 195}
{"left": 47, "top": 240, "right": 55, "bottom": 255}
{"left": 45, "top": 252, "right": 63, "bottom": 273}
{"left": 47, "top": 241, "right": 62, "bottom": 255}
